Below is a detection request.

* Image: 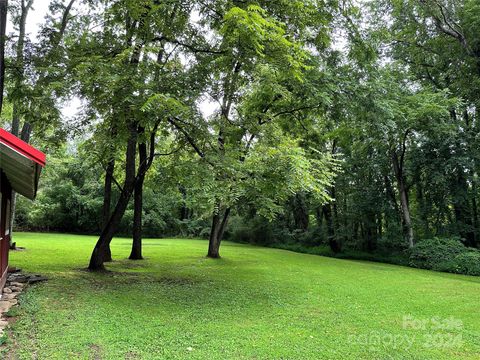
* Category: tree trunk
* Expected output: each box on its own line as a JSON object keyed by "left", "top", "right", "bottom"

{"left": 332, "top": 187, "right": 340, "bottom": 239}
{"left": 416, "top": 181, "right": 430, "bottom": 238}
{"left": 364, "top": 214, "right": 377, "bottom": 252}
{"left": 8, "top": 0, "right": 31, "bottom": 250}
{"left": 453, "top": 204, "right": 476, "bottom": 247}
{"left": 472, "top": 182, "right": 479, "bottom": 248}
{"left": 323, "top": 203, "right": 341, "bottom": 253}
{"left": 365, "top": 224, "right": 374, "bottom": 252}
{"left": 20, "top": 121, "right": 31, "bottom": 142}
{"left": 0, "top": 0, "right": 7, "bottom": 117}
{"left": 315, "top": 206, "right": 323, "bottom": 228}
{"left": 129, "top": 175, "right": 144, "bottom": 259}
{"left": 292, "top": 193, "right": 309, "bottom": 231}
{"left": 392, "top": 151, "right": 414, "bottom": 248}
{"left": 452, "top": 168, "right": 476, "bottom": 248}
{"left": 179, "top": 186, "right": 190, "bottom": 220}
{"left": 377, "top": 213, "right": 383, "bottom": 240}
{"left": 384, "top": 174, "right": 401, "bottom": 231}
{"left": 11, "top": 0, "right": 31, "bottom": 135}
{"left": 207, "top": 207, "right": 230, "bottom": 258}
{"left": 353, "top": 221, "right": 359, "bottom": 244}
{"left": 129, "top": 134, "right": 147, "bottom": 260}
{"left": 88, "top": 123, "right": 137, "bottom": 271}
{"left": 101, "top": 159, "right": 115, "bottom": 262}
{"left": 323, "top": 184, "right": 341, "bottom": 252}
{"left": 10, "top": 129, "right": 32, "bottom": 249}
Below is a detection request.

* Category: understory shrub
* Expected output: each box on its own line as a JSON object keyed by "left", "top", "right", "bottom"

{"left": 443, "top": 251, "right": 480, "bottom": 276}
{"left": 409, "top": 237, "right": 467, "bottom": 270}
{"left": 408, "top": 237, "right": 480, "bottom": 275}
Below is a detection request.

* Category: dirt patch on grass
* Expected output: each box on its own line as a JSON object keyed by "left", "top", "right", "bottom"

{"left": 89, "top": 344, "right": 103, "bottom": 360}
{"left": 124, "top": 350, "right": 140, "bottom": 359}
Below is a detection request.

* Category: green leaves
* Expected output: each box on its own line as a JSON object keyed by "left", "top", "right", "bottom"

{"left": 221, "top": 4, "right": 310, "bottom": 80}
{"left": 222, "top": 5, "right": 271, "bottom": 56}
{"left": 141, "top": 94, "right": 190, "bottom": 119}
{"left": 241, "top": 136, "right": 338, "bottom": 220}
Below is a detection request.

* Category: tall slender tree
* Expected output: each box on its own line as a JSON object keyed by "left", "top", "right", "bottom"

{"left": 0, "top": 0, "right": 7, "bottom": 117}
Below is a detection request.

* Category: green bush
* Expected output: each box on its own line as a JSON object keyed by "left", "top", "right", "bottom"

{"left": 409, "top": 237, "right": 467, "bottom": 270}
{"left": 445, "top": 251, "right": 480, "bottom": 276}
{"left": 408, "top": 237, "right": 480, "bottom": 276}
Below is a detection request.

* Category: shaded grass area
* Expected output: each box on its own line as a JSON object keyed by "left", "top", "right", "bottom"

{"left": 269, "top": 242, "right": 411, "bottom": 266}
{"left": 3, "top": 232, "right": 480, "bottom": 359}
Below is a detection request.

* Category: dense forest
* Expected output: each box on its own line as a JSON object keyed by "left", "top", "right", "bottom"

{"left": 1, "top": 0, "right": 479, "bottom": 275}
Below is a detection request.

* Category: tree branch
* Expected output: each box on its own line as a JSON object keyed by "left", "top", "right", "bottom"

{"left": 153, "top": 35, "right": 225, "bottom": 55}
{"left": 399, "top": 128, "right": 411, "bottom": 171}
{"left": 53, "top": 0, "right": 76, "bottom": 47}
{"left": 167, "top": 117, "right": 214, "bottom": 166}
{"left": 100, "top": 161, "right": 123, "bottom": 193}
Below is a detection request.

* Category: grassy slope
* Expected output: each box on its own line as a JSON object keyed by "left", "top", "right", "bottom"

{"left": 4, "top": 232, "right": 480, "bottom": 359}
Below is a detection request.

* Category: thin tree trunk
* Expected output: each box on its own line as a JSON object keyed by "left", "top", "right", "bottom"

{"left": 179, "top": 186, "right": 189, "bottom": 220}
{"left": 392, "top": 151, "right": 414, "bottom": 248}
{"left": 129, "top": 132, "right": 147, "bottom": 260}
{"left": 323, "top": 203, "right": 341, "bottom": 253}
{"left": 416, "top": 181, "right": 430, "bottom": 237}
{"left": 11, "top": 0, "right": 32, "bottom": 131}
{"left": 207, "top": 207, "right": 231, "bottom": 258}
{"left": 323, "top": 183, "right": 341, "bottom": 252}
{"left": 353, "top": 221, "right": 359, "bottom": 244}
{"left": 8, "top": 1, "right": 32, "bottom": 249}
{"left": 472, "top": 199, "right": 478, "bottom": 247}
{"left": 7, "top": 1, "right": 74, "bottom": 249}
{"left": 377, "top": 213, "right": 383, "bottom": 239}
{"left": 315, "top": 206, "right": 323, "bottom": 228}
{"left": 8, "top": 122, "right": 32, "bottom": 248}
{"left": 384, "top": 174, "right": 401, "bottom": 233}
{"left": 0, "top": 0, "right": 7, "bottom": 117}
{"left": 452, "top": 169, "right": 477, "bottom": 248}
{"left": 332, "top": 187, "right": 340, "bottom": 240}
{"left": 292, "top": 193, "right": 309, "bottom": 231}
{"left": 129, "top": 175, "right": 144, "bottom": 259}
{"left": 365, "top": 221, "right": 375, "bottom": 252}
{"left": 473, "top": 180, "right": 479, "bottom": 248}
{"left": 101, "top": 159, "right": 115, "bottom": 262}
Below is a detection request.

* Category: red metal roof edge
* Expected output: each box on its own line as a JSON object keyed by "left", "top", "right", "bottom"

{"left": 0, "top": 128, "right": 46, "bottom": 167}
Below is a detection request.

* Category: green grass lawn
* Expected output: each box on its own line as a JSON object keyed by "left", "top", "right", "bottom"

{"left": 3, "top": 232, "right": 480, "bottom": 359}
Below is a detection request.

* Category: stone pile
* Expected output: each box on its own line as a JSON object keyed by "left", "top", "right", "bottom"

{"left": 0, "top": 272, "right": 47, "bottom": 337}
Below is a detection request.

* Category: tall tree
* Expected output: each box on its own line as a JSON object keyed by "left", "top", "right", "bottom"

{"left": 0, "top": 0, "right": 7, "bottom": 116}
{"left": 163, "top": 1, "right": 339, "bottom": 258}
{"left": 67, "top": 0, "right": 195, "bottom": 270}
{"left": 6, "top": 0, "right": 76, "bottom": 247}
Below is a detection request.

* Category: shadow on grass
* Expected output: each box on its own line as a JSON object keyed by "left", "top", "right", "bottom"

{"left": 59, "top": 255, "right": 292, "bottom": 311}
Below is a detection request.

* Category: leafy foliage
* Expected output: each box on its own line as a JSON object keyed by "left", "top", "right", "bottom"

{"left": 409, "top": 237, "right": 469, "bottom": 271}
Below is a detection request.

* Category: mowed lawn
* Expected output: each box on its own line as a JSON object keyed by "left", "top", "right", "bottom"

{"left": 3, "top": 233, "right": 480, "bottom": 359}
